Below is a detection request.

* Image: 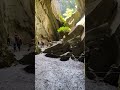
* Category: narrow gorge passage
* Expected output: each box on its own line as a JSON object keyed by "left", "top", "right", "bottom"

{"left": 35, "top": 0, "right": 86, "bottom": 90}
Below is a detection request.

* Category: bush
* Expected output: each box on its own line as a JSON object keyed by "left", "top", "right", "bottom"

{"left": 59, "top": 15, "right": 67, "bottom": 26}
{"left": 57, "top": 26, "right": 71, "bottom": 33}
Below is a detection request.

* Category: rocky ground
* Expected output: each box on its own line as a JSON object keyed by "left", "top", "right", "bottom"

{"left": 0, "top": 45, "right": 34, "bottom": 90}
{"left": 35, "top": 47, "right": 117, "bottom": 90}
{"left": 35, "top": 53, "right": 85, "bottom": 90}
{"left": 0, "top": 65, "right": 34, "bottom": 90}
{"left": 86, "top": 78, "right": 117, "bottom": 90}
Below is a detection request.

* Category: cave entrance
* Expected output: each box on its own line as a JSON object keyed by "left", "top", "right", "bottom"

{"left": 51, "top": 0, "right": 79, "bottom": 20}
{"left": 51, "top": 0, "right": 85, "bottom": 27}
{"left": 51, "top": 0, "right": 77, "bottom": 20}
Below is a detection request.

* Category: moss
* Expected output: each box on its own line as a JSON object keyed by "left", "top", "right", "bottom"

{"left": 57, "top": 26, "right": 71, "bottom": 33}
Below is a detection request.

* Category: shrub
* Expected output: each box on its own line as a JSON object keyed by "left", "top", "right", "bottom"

{"left": 58, "top": 14, "right": 68, "bottom": 26}
{"left": 57, "top": 26, "right": 71, "bottom": 33}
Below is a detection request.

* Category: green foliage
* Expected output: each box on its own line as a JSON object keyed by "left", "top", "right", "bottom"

{"left": 59, "top": 15, "right": 66, "bottom": 24}
{"left": 63, "top": 8, "right": 74, "bottom": 20}
{"left": 59, "top": 14, "right": 67, "bottom": 26}
{"left": 57, "top": 26, "right": 71, "bottom": 33}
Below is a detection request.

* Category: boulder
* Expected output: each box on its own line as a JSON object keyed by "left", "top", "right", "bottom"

{"left": 0, "top": 48, "right": 16, "bottom": 68}
{"left": 44, "top": 43, "right": 70, "bottom": 56}
{"left": 60, "top": 53, "right": 71, "bottom": 61}
{"left": 70, "top": 38, "right": 84, "bottom": 58}
{"left": 103, "top": 66, "right": 120, "bottom": 87}
{"left": 19, "top": 52, "right": 35, "bottom": 65}
{"left": 87, "top": 35, "right": 119, "bottom": 77}
{"left": 64, "top": 25, "right": 84, "bottom": 42}
{"left": 60, "top": 56, "right": 70, "bottom": 61}
{"left": 19, "top": 52, "right": 35, "bottom": 74}
{"left": 44, "top": 25, "right": 85, "bottom": 61}
{"left": 24, "top": 65, "right": 35, "bottom": 74}
{"left": 85, "top": 22, "right": 119, "bottom": 77}
{"left": 78, "top": 53, "right": 85, "bottom": 62}
{"left": 45, "top": 53, "right": 60, "bottom": 58}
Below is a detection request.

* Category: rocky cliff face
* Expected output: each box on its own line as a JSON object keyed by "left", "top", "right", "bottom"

{"left": 0, "top": 0, "right": 34, "bottom": 68}
{"left": 35, "top": 0, "right": 60, "bottom": 42}
{"left": 86, "top": 0, "right": 120, "bottom": 88}
{"left": 0, "top": 0, "right": 34, "bottom": 44}
{"left": 35, "top": 0, "right": 85, "bottom": 42}
{"left": 86, "top": 0, "right": 117, "bottom": 30}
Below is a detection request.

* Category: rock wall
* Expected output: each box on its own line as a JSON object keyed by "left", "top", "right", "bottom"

{"left": 0, "top": 0, "right": 34, "bottom": 44}
{"left": 86, "top": 0, "right": 117, "bottom": 30}
{"left": 0, "top": 12, "right": 6, "bottom": 45}
{"left": 76, "top": 0, "right": 85, "bottom": 15}
{"left": 85, "top": 0, "right": 120, "bottom": 87}
{"left": 35, "top": 0, "right": 60, "bottom": 42}
{"left": 0, "top": 0, "right": 34, "bottom": 67}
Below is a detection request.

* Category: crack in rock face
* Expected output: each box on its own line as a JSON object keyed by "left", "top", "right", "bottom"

{"left": 35, "top": 54, "right": 85, "bottom": 90}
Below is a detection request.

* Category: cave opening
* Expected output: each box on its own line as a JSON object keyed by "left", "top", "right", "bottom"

{"left": 51, "top": 0, "right": 77, "bottom": 20}
{"left": 51, "top": 0, "right": 84, "bottom": 25}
